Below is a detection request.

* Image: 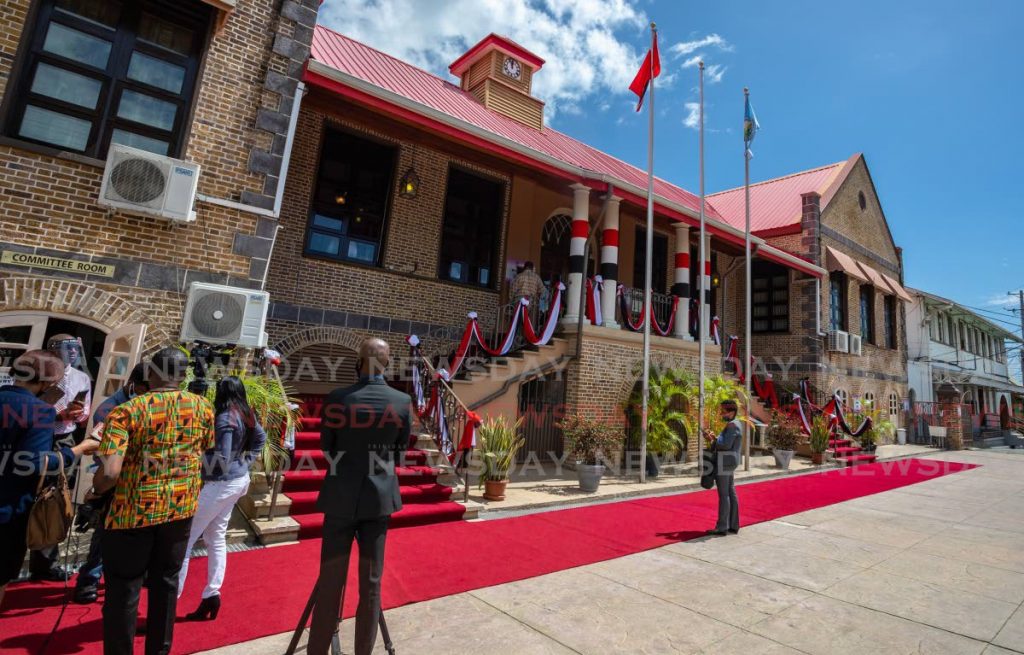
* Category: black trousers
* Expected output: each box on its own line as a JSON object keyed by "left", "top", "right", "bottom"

{"left": 101, "top": 517, "right": 192, "bottom": 655}
{"left": 714, "top": 472, "right": 740, "bottom": 532}
{"left": 308, "top": 515, "right": 389, "bottom": 655}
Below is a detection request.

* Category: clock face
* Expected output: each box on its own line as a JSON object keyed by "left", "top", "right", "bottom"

{"left": 502, "top": 57, "right": 522, "bottom": 80}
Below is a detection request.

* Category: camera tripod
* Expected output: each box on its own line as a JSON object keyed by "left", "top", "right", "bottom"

{"left": 285, "top": 579, "right": 395, "bottom": 655}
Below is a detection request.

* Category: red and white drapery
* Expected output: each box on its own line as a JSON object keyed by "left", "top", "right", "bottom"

{"left": 791, "top": 382, "right": 872, "bottom": 437}
{"left": 585, "top": 276, "right": 603, "bottom": 326}
{"left": 434, "top": 283, "right": 564, "bottom": 380}
{"left": 725, "top": 336, "right": 779, "bottom": 409}
{"left": 615, "top": 284, "right": 679, "bottom": 337}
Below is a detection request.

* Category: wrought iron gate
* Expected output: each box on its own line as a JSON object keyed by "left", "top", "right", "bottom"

{"left": 517, "top": 375, "right": 565, "bottom": 462}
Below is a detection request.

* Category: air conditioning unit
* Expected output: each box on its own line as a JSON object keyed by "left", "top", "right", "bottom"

{"left": 98, "top": 144, "right": 200, "bottom": 222}
{"left": 828, "top": 330, "right": 850, "bottom": 353}
{"left": 180, "top": 283, "right": 269, "bottom": 348}
{"left": 849, "top": 334, "right": 863, "bottom": 356}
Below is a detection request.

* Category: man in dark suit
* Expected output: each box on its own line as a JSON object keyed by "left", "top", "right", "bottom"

{"left": 308, "top": 337, "right": 412, "bottom": 655}
{"left": 705, "top": 399, "right": 742, "bottom": 536}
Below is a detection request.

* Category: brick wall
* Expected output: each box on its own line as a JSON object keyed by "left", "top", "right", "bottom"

{"left": 718, "top": 157, "right": 908, "bottom": 415}
{"left": 0, "top": 0, "right": 319, "bottom": 333}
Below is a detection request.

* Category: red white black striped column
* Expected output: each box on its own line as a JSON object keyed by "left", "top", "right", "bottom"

{"left": 563, "top": 183, "right": 591, "bottom": 323}
{"left": 672, "top": 224, "right": 691, "bottom": 339}
{"left": 600, "top": 195, "right": 621, "bottom": 327}
{"left": 701, "top": 233, "right": 712, "bottom": 341}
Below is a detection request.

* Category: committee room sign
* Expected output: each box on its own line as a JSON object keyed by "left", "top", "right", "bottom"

{"left": 1, "top": 251, "right": 115, "bottom": 278}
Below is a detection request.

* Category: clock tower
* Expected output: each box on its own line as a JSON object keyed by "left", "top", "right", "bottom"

{"left": 449, "top": 34, "right": 546, "bottom": 130}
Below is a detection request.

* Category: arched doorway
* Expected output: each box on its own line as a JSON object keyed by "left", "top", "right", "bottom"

{"left": 279, "top": 341, "right": 359, "bottom": 396}
{"left": 538, "top": 211, "right": 595, "bottom": 288}
{"left": 1000, "top": 395, "right": 1011, "bottom": 430}
{"left": 0, "top": 311, "right": 147, "bottom": 437}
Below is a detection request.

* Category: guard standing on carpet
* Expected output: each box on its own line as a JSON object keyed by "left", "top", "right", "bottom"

{"left": 308, "top": 337, "right": 412, "bottom": 655}
{"left": 705, "top": 399, "right": 742, "bottom": 536}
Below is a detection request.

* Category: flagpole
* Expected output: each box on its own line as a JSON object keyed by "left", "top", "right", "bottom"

{"left": 743, "top": 87, "right": 752, "bottom": 472}
{"left": 697, "top": 60, "right": 706, "bottom": 470}
{"left": 640, "top": 21, "right": 656, "bottom": 484}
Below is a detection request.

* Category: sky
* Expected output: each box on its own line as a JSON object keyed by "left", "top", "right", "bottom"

{"left": 318, "top": 0, "right": 1024, "bottom": 373}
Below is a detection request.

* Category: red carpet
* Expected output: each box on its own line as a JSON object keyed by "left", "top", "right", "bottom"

{"left": 284, "top": 400, "right": 466, "bottom": 539}
{"left": 0, "top": 458, "right": 976, "bottom": 654}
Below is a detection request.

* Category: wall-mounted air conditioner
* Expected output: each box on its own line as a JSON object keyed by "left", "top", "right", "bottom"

{"left": 180, "top": 283, "right": 269, "bottom": 348}
{"left": 98, "top": 144, "right": 200, "bottom": 222}
{"left": 849, "top": 334, "right": 863, "bottom": 356}
{"left": 828, "top": 330, "right": 850, "bottom": 353}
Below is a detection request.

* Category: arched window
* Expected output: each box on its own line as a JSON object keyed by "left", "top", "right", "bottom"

{"left": 863, "top": 391, "right": 875, "bottom": 411}
{"left": 836, "top": 389, "right": 848, "bottom": 409}
{"left": 889, "top": 393, "right": 900, "bottom": 419}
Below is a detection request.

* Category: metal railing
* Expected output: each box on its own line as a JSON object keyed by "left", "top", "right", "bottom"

{"left": 908, "top": 401, "right": 974, "bottom": 448}
{"left": 617, "top": 286, "right": 677, "bottom": 334}
{"left": 411, "top": 347, "right": 474, "bottom": 501}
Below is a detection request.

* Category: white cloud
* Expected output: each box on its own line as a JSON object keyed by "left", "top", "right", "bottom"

{"left": 706, "top": 64, "right": 726, "bottom": 84}
{"left": 670, "top": 34, "right": 730, "bottom": 57}
{"left": 986, "top": 292, "right": 1022, "bottom": 309}
{"left": 681, "top": 55, "right": 702, "bottom": 69}
{"left": 318, "top": 0, "right": 648, "bottom": 121}
{"left": 683, "top": 102, "right": 700, "bottom": 129}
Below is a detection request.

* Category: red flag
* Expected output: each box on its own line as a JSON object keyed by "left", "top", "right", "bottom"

{"left": 629, "top": 32, "right": 660, "bottom": 112}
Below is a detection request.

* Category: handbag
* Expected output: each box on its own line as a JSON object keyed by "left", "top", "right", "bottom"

{"left": 26, "top": 452, "right": 74, "bottom": 550}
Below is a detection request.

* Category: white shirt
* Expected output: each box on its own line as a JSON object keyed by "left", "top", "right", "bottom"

{"left": 53, "top": 365, "right": 92, "bottom": 436}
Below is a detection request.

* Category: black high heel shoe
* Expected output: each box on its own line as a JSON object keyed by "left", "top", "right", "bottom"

{"left": 184, "top": 594, "right": 221, "bottom": 621}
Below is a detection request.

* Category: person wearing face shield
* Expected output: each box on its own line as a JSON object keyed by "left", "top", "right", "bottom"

{"left": 0, "top": 350, "right": 100, "bottom": 609}
{"left": 27, "top": 334, "right": 94, "bottom": 582}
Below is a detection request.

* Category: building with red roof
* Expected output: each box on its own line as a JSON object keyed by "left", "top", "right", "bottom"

{"left": 710, "top": 153, "right": 911, "bottom": 459}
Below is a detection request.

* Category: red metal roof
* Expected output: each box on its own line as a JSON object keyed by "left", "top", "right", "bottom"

{"left": 308, "top": 25, "right": 723, "bottom": 222}
{"left": 707, "top": 156, "right": 858, "bottom": 235}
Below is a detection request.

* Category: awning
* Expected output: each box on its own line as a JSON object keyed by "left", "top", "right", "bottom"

{"left": 879, "top": 271, "right": 913, "bottom": 303}
{"left": 855, "top": 260, "right": 893, "bottom": 294}
{"left": 201, "top": 0, "right": 235, "bottom": 32}
{"left": 825, "top": 246, "right": 868, "bottom": 282}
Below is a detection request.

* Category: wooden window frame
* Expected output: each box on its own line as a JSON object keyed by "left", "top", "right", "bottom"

{"left": 302, "top": 126, "right": 398, "bottom": 268}
{"left": 437, "top": 165, "right": 506, "bottom": 290}
{"left": 3, "top": 0, "right": 209, "bottom": 159}
{"left": 859, "top": 284, "right": 875, "bottom": 344}
{"left": 829, "top": 273, "right": 847, "bottom": 332}
{"left": 751, "top": 261, "right": 790, "bottom": 334}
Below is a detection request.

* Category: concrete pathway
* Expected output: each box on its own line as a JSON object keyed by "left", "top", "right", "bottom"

{"left": 200, "top": 450, "right": 1024, "bottom": 655}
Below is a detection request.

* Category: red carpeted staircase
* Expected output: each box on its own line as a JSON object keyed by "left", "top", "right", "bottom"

{"left": 283, "top": 396, "right": 466, "bottom": 539}
{"left": 831, "top": 437, "right": 877, "bottom": 466}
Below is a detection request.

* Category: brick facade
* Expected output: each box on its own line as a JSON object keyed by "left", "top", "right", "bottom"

{"left": 720, "top": 157, "right": 908, "bottom": 425}
{"left": 0, "top": 0, "right": 318, "bottom": 343}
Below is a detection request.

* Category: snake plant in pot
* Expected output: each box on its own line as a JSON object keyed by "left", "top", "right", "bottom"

{"left": 809, "top": 414, "right": 831, "bottom": 465}
{"left": 476, "top": 415, "right": 525, "bottom": 501}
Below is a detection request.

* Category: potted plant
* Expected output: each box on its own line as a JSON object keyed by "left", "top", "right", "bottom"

{"left": 559, "top": 412, "right": 622, "bottom": 492}
{"left": 857, "top": 401, "right": 896, "bottom": 453}
{"left": 626, "top": 366, "right": 688, "bottom": 478}
{"left": 809, "top": 414, "right": 831, "bottom": 465}
{"left": 476, "top": 415, "right": 525, "bottom": 501}
{"left": 766, "top": 410, "right": 801, "bottom": 469}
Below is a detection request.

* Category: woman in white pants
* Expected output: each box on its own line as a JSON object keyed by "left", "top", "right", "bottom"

{"left": 178, "top": 376, "right": 266, "bottom": 620}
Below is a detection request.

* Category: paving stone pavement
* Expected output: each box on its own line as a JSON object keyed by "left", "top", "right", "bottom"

{"left": 199, "top": 451, "right": 1024, "bottom": 655}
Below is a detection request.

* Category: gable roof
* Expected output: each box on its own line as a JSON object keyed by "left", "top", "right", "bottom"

{"left": 707, "top": 154, "right": 860, "bottom": 236}
{"left": 302, "top": 26, "right": 825, "bottom": 278}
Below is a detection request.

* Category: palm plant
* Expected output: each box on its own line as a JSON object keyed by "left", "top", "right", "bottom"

{"left": 181, "top": 366, "right": 300, "bottom": 475}
{"left": 476, "top": 415, "right": 525, "bottom": 485}
{"left": 858, "top": 400, "right": 896, "bottom": 447}
{"left": 626, "top": 365, "right": 688, "bottom": 456}
{"left": 676, "top": 373, "right": 751, "bottom": 444}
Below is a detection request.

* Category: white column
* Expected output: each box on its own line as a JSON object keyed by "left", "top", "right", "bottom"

{"left": 672, "top": 224, "right": 691, "bottom": 339}
{"left": 563, "top": 183, "right": 590, "bottom": 324}
{"left": 600, "top": 195, "right": 621, "bottom": 328}
{"left": 701, "top": 233, "right": 712, "bottom": 342}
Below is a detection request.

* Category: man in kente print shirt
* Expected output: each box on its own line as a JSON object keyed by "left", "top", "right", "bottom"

{"left": 90, "top": 347, "right": 214, "bottom": 655}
